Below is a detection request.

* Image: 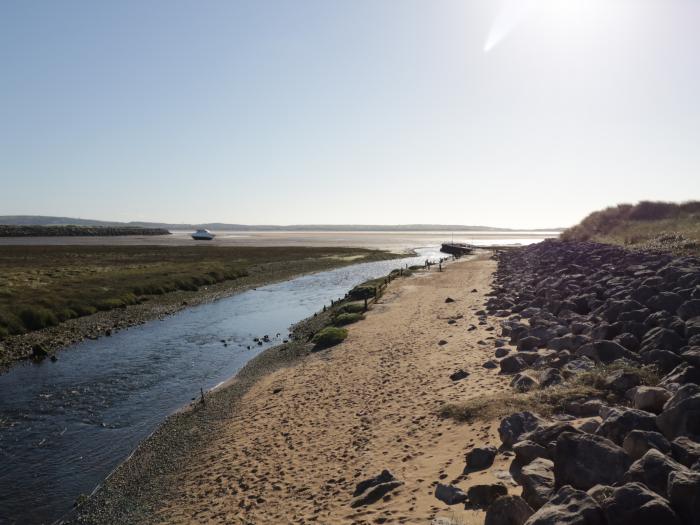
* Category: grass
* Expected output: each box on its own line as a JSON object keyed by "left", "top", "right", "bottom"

{"left": 0, "top": 245, "right": 397, "bottom": 338}
{"left": 311, "top": 326, "right": 348, "bottom": 349}
{"left": 439, "top": 363, "right": 660, "bottom": 422}
{"left": 333, "top": 312, "right": 365, "bottom": 326}
{"left": 562, "top": 200, "right": 700, "bottom": 255}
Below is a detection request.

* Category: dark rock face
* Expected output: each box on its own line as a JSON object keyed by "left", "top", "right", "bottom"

{"left": 467, "top": 483, "right": 508, "bottom": 508}
{"left": 656, "top": 384, "right": 700, "bottom": 440}
{"left": 600, "top": 482, "right": 680, "bottom": 525}
{"left": 485, "top": 495, "right": 534, "bottom": 525}
{"left": 670, "top": 436, "right": 700, "bottom": 467}
{"left": 524, "top": 485, "right": 606, "bottom": 525}
{"left": 351, "top": 470, "right": 402, "bottom": 507}
{"left": 623, "top": 448, "right": 688, "bottom": 498}
{"left": 553, "top": 432, "right": 631, "bottom": 490}
{"left": 520, "top": 458, "right": 555, "bottom": 510}
{"left": 667, "top": 469, "right": 700, "bottom": 525}
{"left": 434, "top": 483, "right": 467, "bottom": 505}
{"left": 501, "top": 355, "right": 528, "bottom": 374}
{"left": 596, "top": 408, "right": 658, "bottom": 445}
{"left": 499, "top": 412, "right": 546, "bottom": 448}
{"left": 466, "top": 446, "right": 497, "bottom": 471}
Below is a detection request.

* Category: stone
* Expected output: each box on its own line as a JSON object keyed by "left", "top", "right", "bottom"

{"left": 520, "top": 458, "right": 555, "bottom": 510}
{"left": 466, "top": 446, "right": 497, "bottom": 471}
{"left": 523, "top": 422, "right": 581, "bottom": 447}
{"left": 467, "top": 483, "right": 508, "bottom": 508}
{"left": 667, "top": 469, "right": 700, "bottom": 525}
{"left": 485, "top": 495, "right": 534, "bottom": 525}
{"left": 641, "top": 349, "right": 682, "bottom": 373}
{"left": 524, "top": 485, "right": 606, "bottom": 525}
{"left": 518, "top": 336, "right": 541, "bottom": 352}
{"left": 449, "top": 369, "right": 469, "bottom": 381}
{"left": 633, "top": 386, "right": 672, "bottom": 414}
{"left": 483, "top": 360, "right": 499, "bottom": 369}
{"left": 434, "top": 483, "right": 468, "bottom": 505}
{"left": 500, "top": 355, "right": 528, "bottom": 374}
{"left": 596, "top": 408, "right": 658, "bottom": 445}
{"left": 495, "top": 347, "right": 510, "bottom": 358}
{"left": 622, "top": 430, "right": 671, "bottom": 460}
{"left": 445, "top": 297, "right": 456, "bottom": 303}
{"left": 604, "top": 369, "right": 641, "bottom": 394}
{"left": 647, "top": 292, "right": 684, "bottom": 315}
{"left": 640, "top": 326, "right": 684, "bottom": 354}
{"left": 351, "top": 470, "right": 403, "bottom": 507}
{"left": 600, "top": 482, "right": 680, "bottom": 525}
{"left": 511, "top": 373, "right": 539, "bottom": 393}
{"left": 553, "top": 432, "right": 631, "bottom": 490}
{"left": 576, "top": 340, "right": 636, "bottom": 364}
{"left": 499, "top": 412, "right": 546, "bottom": 448}
{"left": 678, "top": 299, "right": 700, "bottom": 321}
{"left": 682, "top": 347, "right": 700, "bottom": 367}
{"left": 540, "top": 368, "right": 563, "bottom": 388}
{"left": 659, "top": 362, "right": 700, "bottom": 388}
{"left": 623, "top": 448, "right": 688, "bottom": 498}
{"left": 514, "top": 440, "right": 549, "bottom": 464}
{"left": 656, "top": 384, "right": 700, "bottom": 439}
{"left": 670, "top": 436, "right": 700, "bottom": 467}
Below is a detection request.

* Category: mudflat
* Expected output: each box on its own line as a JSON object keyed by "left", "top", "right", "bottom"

{"left": 150, "top": 253, "right": 511, "bottom": 524}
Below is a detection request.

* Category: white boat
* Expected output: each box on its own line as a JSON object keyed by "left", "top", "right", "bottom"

{"left": 191, "top": 229, "right": 216, "bottom": 241}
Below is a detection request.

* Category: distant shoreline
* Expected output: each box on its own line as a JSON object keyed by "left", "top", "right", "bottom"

{"left": 0, "top": 225, "right": 170, "bottom": 237}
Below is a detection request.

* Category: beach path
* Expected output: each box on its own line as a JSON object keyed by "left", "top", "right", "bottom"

{"left": 156, "top": 253, "right": 511, "bottom": 524}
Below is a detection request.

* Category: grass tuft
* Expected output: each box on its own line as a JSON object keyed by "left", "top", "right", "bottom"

{"left": 333, "top": 312, "right": 365, "bottom": 326}
{"left": 311, "top": 327, "right": 348, "bottom": 350}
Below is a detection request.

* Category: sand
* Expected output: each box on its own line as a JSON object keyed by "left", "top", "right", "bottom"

{"left": 155, "top": 253, "right": 512, "bottom": 525}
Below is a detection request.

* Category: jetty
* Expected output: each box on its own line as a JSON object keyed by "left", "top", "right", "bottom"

{"left": 440, "top": 242, "right": 474, "bottom": 256}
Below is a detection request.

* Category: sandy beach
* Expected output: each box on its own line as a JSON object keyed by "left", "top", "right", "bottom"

{"left": 147, "top": 252, "right": 511, "bottom": 524}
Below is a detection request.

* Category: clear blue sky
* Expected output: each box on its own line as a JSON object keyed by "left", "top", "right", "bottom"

{"left": 1, "top": 0, "right": 698, "bottom": 228}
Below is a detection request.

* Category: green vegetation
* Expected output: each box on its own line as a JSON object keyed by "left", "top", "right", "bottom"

{"left": 0, "top": 225, "right": 170, "bottom": 237}
{"left": 337, "top": 302, "right": 366, "bottom": 314}
{"left": 333, "top": 312, "right": 365, "bottom": 326}
{"left": 311, "top": 326, "right": 348, "bottom": 349}
{"left": 0, "top": 245, "right": 396, "bottom": 339}
{"left": 561, "top": 200, "right": 700, "bottom": 255}
{"left": 348, "top": 276, "right": 388, "bottom": 300}
{"left": 439, "top": 363, "right": 660, "bottom": 422}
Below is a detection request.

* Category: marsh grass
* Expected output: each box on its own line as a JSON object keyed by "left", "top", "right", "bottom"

{"left": 439, "top": 362, "right": 661, "bottom": 422}
{"left": 311, "top": 327, "right": 348, "bottom": 349}
{"left": 333, "top": 312, "right": 365, "bottom": 326}
{"left": 0, "top": 245, "right": 395, "bottom": 338}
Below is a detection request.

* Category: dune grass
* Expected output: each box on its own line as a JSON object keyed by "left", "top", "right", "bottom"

{"left": 562, "top": 200, "right": 700, "bottom": 255}
{"left": 311, "top": 326, "right": 348, "bottom": 349}
{"left": 0, "top": 245, "right": 396, "bottom": 339}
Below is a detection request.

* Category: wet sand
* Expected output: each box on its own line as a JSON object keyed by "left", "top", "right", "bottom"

{"left": 151, "top": 253, "right": 512, "bottom": 524}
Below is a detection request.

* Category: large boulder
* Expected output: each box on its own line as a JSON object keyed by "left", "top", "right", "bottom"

{"left": 667, "top": 469, "right": 700, "bottom": 525}
{"left": 640, "top": 326, "right": 685, "bottom": 354}
{"left": 501, "top": 355, "right": 528, "bottom": 374}
{"left": 633, "top": 386, "right": 672, "bottom": 414}
{"left": 434, "top": 483, "right": 468, "bottom": 505}
{"left": 682, "top": 347, "right": 700, "bottom": 367}
{"left": 659, "top": 362, "right": 700, "bottom": 388}
{"left": 467, "top": 483, "right": 508, "bottom": 508}
{"left": 553, "top": 432, "right": 631, "bottom": 490}
{"left": 641, "top": 349, "right": 683, "bottom": 373}
{"left": 499, "top": 412, "right": 546, "bottom": 447}
{"left": 466, "top": 446, "right": 497, "bottom": 471}
{"left": 518, "top": 336, "right": 542, "bottom": 352}
{"left": 647, "top": 292, "right": 684, "bottom": 315}
{"left": 576, "top": 340, "right": 637, "bottom": 364}
{"left": 623, "top": 448, "right": 688, "bottom": 498}
{"left": 604, "top": 369, "right": 641, "bottom": 394}
{"left": 596, "top": 408, "right": 658, "bottom": 445}
{"left": 670, "top": 436, "right": 700, "bottom": 467}
{"left": 511, "top": 373, "right": 539, "bottom": 392}
{"left": 656, "top": 384, "right": 700, "bottom": 439}
{"left": 514, "top": 440, "right": 550, "bottom": 465}
{"left": 600, "top": 482, "right": 680, "bottom": 525}
{"left": 520, "top": 458, "right": 555, "bottom": 510}
{"left": 485, "top": 495, "right": 534, "bottom": 525}
{"left": 524, "top": 485, "right": 606, "bottom": 525}
{"left": 678, "top": 299, "right": 700, "bottom": 321}
{"left": 622, "top": 430, "right": 671, "bottom": 460}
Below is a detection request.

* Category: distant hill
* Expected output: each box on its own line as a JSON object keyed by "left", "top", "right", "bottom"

{"left": 561, "top": 200, "right": 700, "bottom": 254}
{"left": 0, "top": 225, "right": 170, "bottom": 237}
{"left": 0, "top": 216, "right": 563, "bottom": 232}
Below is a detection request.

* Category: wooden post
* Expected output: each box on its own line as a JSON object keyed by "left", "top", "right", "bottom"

{"left": 364, "top": 297, "right": 368, "bottom": 311}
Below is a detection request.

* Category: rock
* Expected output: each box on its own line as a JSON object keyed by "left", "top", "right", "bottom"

{"left": 485, "top": 495, "right": 534, "bottom": 525}
{"left": 656, "top": 384, "right": 700, "bottom": 439}
{"left": 438, "top": 339, "right": 448, "bottom": 346}
{"left": 670, "top": 436, "right": 700, "bottom": 467}
{"left": 467, "top": 483, "right": 508, "bottom": 508}
{"left": 548, "top": 334, "right": 591, "bottom": 352}
{"left": 566, "top": 399, "right": 604, "bottom": 417}
{"left": 600, "top": 482, "right": 680, "bottom": 525}
{"left": 622, "top": 430, "right": 671, "bottom": 460}
{"left": 578, "top": 418, "right": 601, "bottom": 434}
{"left": 659, "top": 362, "right": 700, "bottom": 388}
{"left": 523, "top": 422, "right": 582, "bottom": 447}
{"left": 586, "top": 484, "right": 614, "bottom": 505}
{"left": 641, "top": 349, "right": 683, "bottom": 373}
{"left": 623, "top": 448, "right": 688, "bottom": 497}
{"left": 647, "top": 292, "right": 684, "bottom": 315}
{"left": 520, "top": 458, "right": 555, "bottom": 510}
{"left": 540, "top": 368, "right": 563, "bottom": 388}
{"left": 351, "top": 470, "right": 403, "bottom": 507}
{"left": 604, "top": 369, "right": 641, "bottom": 394}
{"left": 561, "top": 357, "right": 596, "bottom": 377}
{"left": 484, "top": 360, "right": 499, "bottom": 369}
{"left": 495, "top": 347, "right": 510, "bottom": 358}
{"left": 682, "top": 347, "right": 700, "bottom": 367}
{"left": 633, "top": 386, "right": 671, "bottom": 414}
{"left": 449, "top": 369, "right": 469, "bottom": 381}
{"left": 667, "top": 469, "right": 700, "bottom": 525}
{"left": 434, "top": 483, "right": 468, "bottom": 505}
{"left": 553, "top": 432, "right": 631, "bottom": 490}
{"left": 640, "top": 327, "right": 684, "bottom": 354}
{"left": 514, "top": 440, "right": 550, "bottom": 464}
{"left": 576, "top": 340, "right": 636, "bottom": 364}
{"left": 524, "top": 485, "right": 606, "bottom": 525}
{"left": 678, "top": 299, "right": 700, "bottom": 321}
{"left": 445, "top": 297, "right": 456, "bottom": 303}
{"left": 466, "top": 446, "right": 498, "bottom": 471}
{"left": 511, "top": 373, "right": 539, "bottom": 392}
{"left": 31, "top": 343, "right": 49, "bottom": 359}
{"left": 596, "top": 408, "right": 658, "bottom": 445}
{"left": 500, "top": 355, "right": 528, "bottom": 374}
{"left": 613, "top": 332, "right": 639, "bottom": 351}
{"left": 518, "top": 336, "right": 541, "bottom": 352}
{"left": 499, "top": 412, "right": 546, "bottom": 448}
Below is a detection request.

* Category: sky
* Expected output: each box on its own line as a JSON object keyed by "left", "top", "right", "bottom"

{"left": 1, "top": 0, "right": 699, "bottom": 229}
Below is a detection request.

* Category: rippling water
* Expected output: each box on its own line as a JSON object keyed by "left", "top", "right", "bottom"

{"left": 0, "top": 247, "right": 454, "bottom": 524}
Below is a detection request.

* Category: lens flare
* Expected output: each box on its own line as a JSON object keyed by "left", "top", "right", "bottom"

{"left": 484, "top": 0, "right": 539, "bottom": 53}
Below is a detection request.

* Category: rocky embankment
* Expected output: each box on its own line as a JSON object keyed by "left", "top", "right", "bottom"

{"left": 0, "top": 225, "right": 170, "bottom": 236}
{"left": 474, "top": 240, "right": 700, "bottom": 524}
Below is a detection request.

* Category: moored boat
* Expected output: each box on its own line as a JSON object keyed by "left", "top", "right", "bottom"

{"left": 191, "top": 229, "right": 216, "bottom": 240}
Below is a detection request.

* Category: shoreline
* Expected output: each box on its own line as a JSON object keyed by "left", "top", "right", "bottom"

{"left": 0, "top": 250, "right": 405, "bottom": 374}
{"left": 70, "top": 252, "right": 504, "bottom": 524}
